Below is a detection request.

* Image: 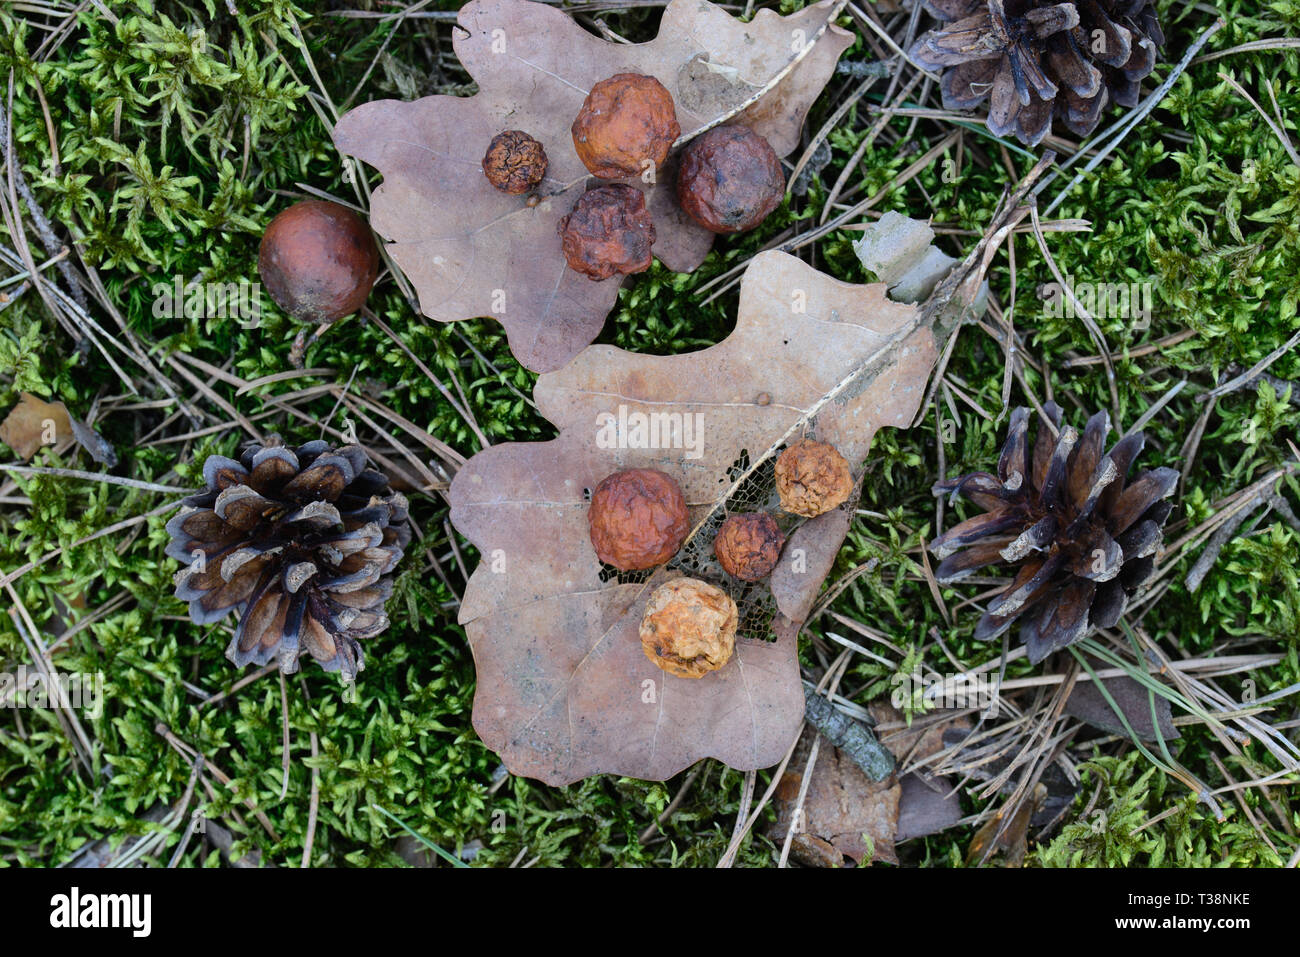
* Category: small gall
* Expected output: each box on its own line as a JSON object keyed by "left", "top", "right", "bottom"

{"left": 714, "top": 512, "right": 785, "bottom": 581}
{"left": 258, "top": 200, "right": 379, "bottom": 323}
{"left": 677, "top": 125, "right": 785, "bottom": 234}
{"left": 572, "top": 73, "right": 681, "bottom": 179}
{"left": 588, "top": 467, "right": 689, "bottom": 570}
{"left": 482, "top": 130, "right": 548, "bottom": 194}
{"left": 557, "top": 184, "right": 656, "bottom": 281}
{"left": 775, "top": 439, "right": 854, "bottom": 517}
{"left": 639, "top": 577, "right": 737, "bottom": 679}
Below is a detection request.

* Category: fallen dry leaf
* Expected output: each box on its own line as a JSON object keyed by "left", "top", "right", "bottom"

{"left": 771, "top": 703, "right": 969, "bottom": 866}
{"left": 896, "top": 772, "right": 965, "bottom": 842}
{"left": 1065, "top": 670, "right": 1179, "bottom": 742}
{"left": 334, "top": 0, "right": 853, "bottom": 372}
{"left": 967, "top": 786, "right": 1039, "bottom": 867}
{"left": 0, "top": 392, "right": 118, "bottom": 466}
{"left": 0, "top": 393, "right": 72, "bottom": 460}
{"left": 449, "top": 250, "right": 938, "bottom": 784}
{"left": 774, "top": 726, "right": 901, "bottom": 866}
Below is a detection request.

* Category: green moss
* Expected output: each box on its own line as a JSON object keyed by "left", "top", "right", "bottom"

{"left": 0, "top": 0, "right": 1296, "bottom": 867}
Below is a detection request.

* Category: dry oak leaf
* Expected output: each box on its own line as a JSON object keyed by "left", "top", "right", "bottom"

{"left": 774, "top": 725, "right": 900, "bottom": 866}
{"left": 332, "top": 0, "right": 853, "bottom": 373}
{"left": 772, "top": 704, "right": 968, "bottom": 866}
{"left": 0, "top": 393, "right": 72, "bottom": 460}
{"left": 449, "top": 250, "right": 938, "bottom": 784}
{"left": 0, "top": 392, "right": 117, "bottom": 465}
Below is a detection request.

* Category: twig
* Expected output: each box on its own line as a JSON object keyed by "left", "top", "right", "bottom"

{"left": 1202, "top": 327, "right": 1300, "bottom": 401}
{"left": 674, "top": 0, "right": 851, "bottom": 147}
{"left": 1184, "top": 487, "right": 1269, "bottom": 593}
{"left": 0, "top": 463, "right": 189, "bottom": 494}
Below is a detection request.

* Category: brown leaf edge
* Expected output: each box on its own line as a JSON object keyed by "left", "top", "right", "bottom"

{"left": 333, "top": 0, "right": 853, "bottom": 373}
{"left": 449, "top": 250, "right": 939, "bottom": 785}
{"left": 772, "top": 704, "right": 969, "bottom": 866}
{"left": 0, "top": 392, "right": 117, "bottom": 465}
{"left": 1064, "top": 669, "right": 1179, "bottom": 742}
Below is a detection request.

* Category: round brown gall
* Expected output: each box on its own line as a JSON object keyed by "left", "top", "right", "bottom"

{"left": 482, "top": 130, "right": 548, "bottom": 194}
{"left": 775, "top": 439, "right": 854, "bottom": 517}
{"left": 677, "top": 125, "right": 785, "bottom": 234}
{"left": 714, "top": 512, "right": 786, "bottom": 581}
{"left": 571, "top": 73, "right": 681, "bottom": 179}
{"left": 557, "top": 184, "right": 656, "bottom": 281}
{"left": 639, "top": 577, "right": 737, "bottom": 679}
{"left": 258, "top": 200, "right": 379, "bottom": 323}
{"left": 588, "top": 467, "right": 689, "bottom": 570}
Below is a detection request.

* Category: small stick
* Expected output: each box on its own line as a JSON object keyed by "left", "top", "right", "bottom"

{"left": 0, "top": 463, "right": 189, "bottom": 494}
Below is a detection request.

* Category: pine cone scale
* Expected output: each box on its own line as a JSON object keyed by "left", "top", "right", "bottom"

{"left": 1047, "top": 37, "right": 1102, "bottom": 98}
{"left": 1023, "top": 576, "right": 1095, "bottom": 659}
{"left": 167, "top": 437, "right": 410, "bottom": 680}
{"left": 1001, "top": 513, "right": 1058, "bottom": 562}
{"left": 912, "top": 0, "right": 1164, "bottom": 146}
{"left": 934, "top": 538, "right": 1009, "bottom": 581}
{"left": 919, "top": 11, "right": 1002, "bottom": 65}
{"left": 988, "top": 550, "right": 1065, "bottom": 618}
{"left": 1110, "top": 468, "right": 1178, "bottom": 534}
{"left": 932, "top": 507, "right": 1026, "bottom": 558}
{"left": 933, "top": 403, "right": 1175, "bottom": 663}
{"left": 203, "top": 455, "right": 249, "bottom": 491}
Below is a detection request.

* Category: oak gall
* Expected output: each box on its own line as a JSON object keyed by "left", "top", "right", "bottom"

{"left": 572, "top": 73, "right": 681, "bottom": 179}
{"left": 557, "top": 184, "right": 656, "bottom": 281}
{"left": 639, "top": 577, "right": 737, "bottom": 679}
{"left": 482, "top": 130, "right": 548, "bottom": 194}
{"left": 775, "top": 439, "right": 854, "bottom": 517}
{"left": 588, "top": 467, "right": 689, "bottom": 570}
{"left": 714, "top": 512, "right": 785, "bottom": 581}
{"left": 677, "top": 125, "right": 785, "bottom": 234}
{"left": 258, "top": 200, "right": 379, "bottom": 323}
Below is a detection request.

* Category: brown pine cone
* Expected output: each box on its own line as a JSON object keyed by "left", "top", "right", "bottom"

{"left": 910, "top": 0, "right": 1164, "bottom": 147}
{"left": 931, "top": 404, "right": 1176, "bottom": 663}
{"left": 165, "top": 437, "right": 410, "bottom": 681}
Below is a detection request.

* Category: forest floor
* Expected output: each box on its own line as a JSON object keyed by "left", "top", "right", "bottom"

{"left": 0, "top": 0, "right": 1297, "bottom": 867}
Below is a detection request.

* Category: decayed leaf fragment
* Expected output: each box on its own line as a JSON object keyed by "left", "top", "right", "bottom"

{"left": 333, "top": 0, "right": 853, "bottom": 372}
{"left": 0, "top": 392, "right": 117, "bottom": 465}
{"left": 772, "top": 703, "right": 968, "bottom": 866}
{"left": 773, "top": 726, "right": 901, "bottom": 866}
{"left": 0, "top": 393, "right": 72, "bottom": 460}
{"left": 449, "top": 250, "right": 938, "bottom": 784}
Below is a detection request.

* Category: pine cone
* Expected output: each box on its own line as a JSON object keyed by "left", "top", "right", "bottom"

{"left": 165, "top": 437, "right": 410, "bottom": 681}
{"left": 931, "top": 404, "right": 1176, "bottom": 663}
{"left": 910, "top": 0, "right": 1164, "bottom": 147}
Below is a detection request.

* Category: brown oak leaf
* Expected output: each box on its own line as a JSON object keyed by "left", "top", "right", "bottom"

{"left": 333, "top": 0, "right": 853, "bottom": 372}
{"left": 772, "top": 704, "right": 968, "bottom": 866}
{"left": 0, "top": 392, "right": 116, "bottom": 465}
{"left": 0, "top": 393, "right": 72, "bottom": 460}
{"left": 448, "top": 250, "right": 938, "bottom": 784}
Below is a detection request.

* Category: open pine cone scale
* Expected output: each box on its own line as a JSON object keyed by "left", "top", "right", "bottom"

{"left": 931, "top": 404, "right": 1176, "bottom": 662}
{"left": 912, "top": 0, "right": 1164, "bottom": 146}
{"left": 166, "top": 439, "right": 410, "bottom": 680}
